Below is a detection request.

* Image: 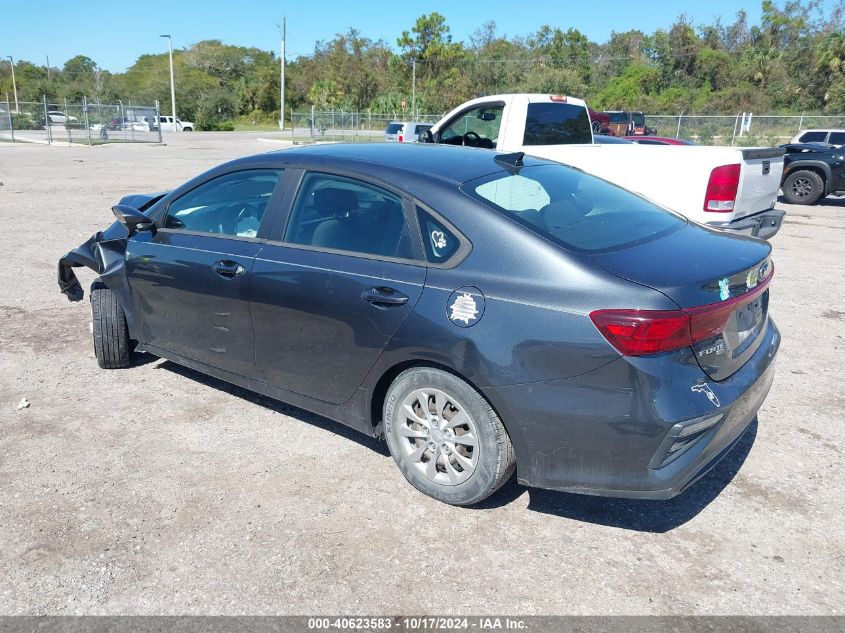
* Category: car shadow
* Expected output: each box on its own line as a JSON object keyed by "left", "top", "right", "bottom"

{"left": 481, "top": 419, "right": 758, "bottom": 533}
{"left": 148, "top": 355, "right": 755, "bottom": 531}
{"left": 778, "top": 193, "right": 845, "bottom": 207}
{"left": 152, "top": 358, "right": 389, "bottom": 456}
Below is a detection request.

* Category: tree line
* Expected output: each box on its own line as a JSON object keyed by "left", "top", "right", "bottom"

{"left": 1, "top": 1, "right": 844, "bottom": 130}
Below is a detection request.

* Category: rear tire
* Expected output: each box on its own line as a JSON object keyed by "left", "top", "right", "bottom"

{"left": 783, "top": 169, "right": 824, "bottom": 205}
{"left": 383, "top": 368, "right": 515, "bottom": 505}
{"left": 91, "top": 287, "right": 131, "bottom": 369}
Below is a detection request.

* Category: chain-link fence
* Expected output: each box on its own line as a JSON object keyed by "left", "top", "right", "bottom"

{"left": 644, "top": 114, "right": 845, "bottom": 146}
{"left": 0, "top": 96, "right": 163, "bottom": 144}
{"left": 288, "top": 109, "right": 444, "bottom": 143}
{"left": 285, "top": 109, "right": 845, "bottom": 147}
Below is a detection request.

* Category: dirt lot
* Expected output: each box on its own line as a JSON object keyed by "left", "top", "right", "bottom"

{"left": 0, "top": 134, "right": 843, "bottom": 615}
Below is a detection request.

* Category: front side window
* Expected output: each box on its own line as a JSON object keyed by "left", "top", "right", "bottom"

{"left": 164, "top": 169, "right": 282, "bottom": 237}
{"left": 464, "top": 164, "right": 685, "bottom": 254}
{"left": 827, "top": 131, "right": 845, "bottom": 145}
{"left": 439, "top": 105, "right": 503, "bottom": 149}
{"left": 523, "top": 103, "right": 592, "bottom": 145}
{"left": 284, "top": 173, "right": 415, "bottom": 259}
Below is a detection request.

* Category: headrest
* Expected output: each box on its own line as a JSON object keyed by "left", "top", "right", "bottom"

{"left": 314, "top": 187, "right": 357, "bottom": 214}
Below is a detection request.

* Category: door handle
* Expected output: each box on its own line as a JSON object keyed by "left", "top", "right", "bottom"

{"left": 212, "top": 260, "right": 246, "bottom": 279}
{"left": 362, "top": 286, "right": 409, "bottom": 307}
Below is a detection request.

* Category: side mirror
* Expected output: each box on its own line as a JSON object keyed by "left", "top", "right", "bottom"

{"left": 112, "top": 204, "right": 156, "bottom": 236}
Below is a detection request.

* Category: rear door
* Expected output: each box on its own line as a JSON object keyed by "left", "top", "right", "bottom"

{"left": 250, "top": 170, "right": 426, "bottom": 404}
{"left": 125, "top": 168, "right": 286, "bottom": 377}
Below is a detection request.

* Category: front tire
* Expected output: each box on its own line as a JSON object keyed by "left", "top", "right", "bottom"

{"left": 383, "top": 368, "right": 515, "bottom": 505}
{"left": 783, "top": 169, "right": 824, "bottom": 205}
{"left": 91, "top": 287, "right": 131, "bottom": 369}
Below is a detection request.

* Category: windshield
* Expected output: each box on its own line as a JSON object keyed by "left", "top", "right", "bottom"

{"left": 463, "top": 164, "right": 685, "bottom": 253}
{"left": 607, "top": 112, "right": 627, "bottom": 123}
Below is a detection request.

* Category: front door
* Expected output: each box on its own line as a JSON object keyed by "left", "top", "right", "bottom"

{"left": 250, "top": 171, "right": 426, "bottom": 404}
{"left": 125, "top": 168, "right": 285, "bottom": 377}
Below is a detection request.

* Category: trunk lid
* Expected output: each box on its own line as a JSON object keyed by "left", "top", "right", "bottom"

{"left": 591, "top": 223, "right": 773, "bottom": 380}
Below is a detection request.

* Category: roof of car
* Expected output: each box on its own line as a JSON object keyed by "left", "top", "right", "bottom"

{"left": 260, "top": 143, "right": 552, "bottom": 185}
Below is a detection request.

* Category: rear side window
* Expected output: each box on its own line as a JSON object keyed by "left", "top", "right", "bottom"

{"left": 523, "top": 103, "right": 592, "bottom": 145}
{"left": 386, "top": 123, "right": 403, "bottom": 134}
{"left": 417, "top": 207, "right": 459, "bottom": 264}
{"left": 285, "top": 173, "right": 415, "bottom": 260}
{"left": 828, "top": 132, "right": 845, "bottom": 145}
{"left": 800, "top": 131, "right": 826, "bottom": 142}
{"left": 464, "top": 164, "right": 684, "bottom": 254}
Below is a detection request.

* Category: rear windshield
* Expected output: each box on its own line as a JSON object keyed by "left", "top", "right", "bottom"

{"left": 463, "top": 164, "right": 684, "bottom": 254}
{"left": 523, "top": 103, "right": 592, "bottom": 145}
{"left": 607, "top": 112, "right": 628, "bottom": 123}
{"left": 385, "top": 123, "right": 404, "bottom": 134}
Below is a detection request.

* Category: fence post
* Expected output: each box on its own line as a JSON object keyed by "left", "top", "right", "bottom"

{"left": 4, "top": 94, "right": 14, "bottom": 143}
{"left": 799, "top": 112, "right": 804, "bottom": 131}
{"left": 155, "top": 100, "right": 162, "bottom": 143}
{"left": 43, "top": 95, "right": 52, "bottom": 145}
{"left": 675, "top": 113, "right": 683, "bottom": 139}
{"left": 64, "top": 97, "right": 72, "bottom": 143}
{"left": 310, "top": 104, "right": 315, "bottom": 141}
{"left": 83, "top": 96, "right": 92, "bottom": 145}
{"left": 731, "top": 113, "right": 740, "bottom": 146}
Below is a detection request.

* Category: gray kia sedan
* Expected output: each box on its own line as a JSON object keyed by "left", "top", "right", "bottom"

{"left": 59, "top": 143, "right": 780, "bottom": 506}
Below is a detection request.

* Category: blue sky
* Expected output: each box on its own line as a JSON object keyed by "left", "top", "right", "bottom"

{"left": 1, "top": 0, "right": 829, "bottom": 72}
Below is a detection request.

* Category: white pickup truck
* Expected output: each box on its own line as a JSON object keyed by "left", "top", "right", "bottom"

{"left": 421, "top": 94, "right": 785, "bottom": 239}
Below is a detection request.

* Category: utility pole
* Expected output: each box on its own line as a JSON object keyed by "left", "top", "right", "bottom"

{"left": 160, "top": 35, "right": 177, "bottom": 130}
{"left": 6, "top": 56, "right": 18, "bottom": 113}
{"left": 279, "top": 17, "right": 286, "bottom": 130}
{"left": 411, "top": 59, "right": 416, "bottom": 120}
{"left": 46, "top": 55, "right": 50, "bottom": 81}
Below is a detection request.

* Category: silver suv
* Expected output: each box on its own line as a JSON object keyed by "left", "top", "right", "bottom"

{"left": 790, "top": 129, "right": 845, "bottom": 146}
{"left": 384, "top": 121, "right": 432, "bottom": 143}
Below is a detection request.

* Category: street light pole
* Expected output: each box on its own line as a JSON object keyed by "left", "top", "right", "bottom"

{"left": 6, "top": 56, "right": 18, "bottom": 113}
{"left": 160, "top": 35, "right": 177, "bottom": 131}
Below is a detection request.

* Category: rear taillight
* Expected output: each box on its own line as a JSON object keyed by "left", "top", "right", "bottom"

{"left": 590, "top": 265, "right": 773, "bottom": 356}
{"left": 398, "top": 134, "right": 404, "bottom": 143}
{"left": 703, "top": 164, "right": 740, "bottom": 212}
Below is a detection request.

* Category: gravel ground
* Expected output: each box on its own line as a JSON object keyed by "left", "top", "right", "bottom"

{"left": 0, "top": 134, "right": 843, "bottom": 615}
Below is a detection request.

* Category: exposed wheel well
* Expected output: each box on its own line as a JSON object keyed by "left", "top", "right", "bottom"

{"left": 369, "top": 361, "right": 489, "bottom": 435}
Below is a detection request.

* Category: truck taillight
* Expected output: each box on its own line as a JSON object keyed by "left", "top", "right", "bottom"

{"left": 590, "top": 265, "right": 773, "bottom": 356}
{"left": 398, "top": 134, "right": 404, "bottom": 142}
{"left": 703, "top": 164, "right": 740, "bottom": 212}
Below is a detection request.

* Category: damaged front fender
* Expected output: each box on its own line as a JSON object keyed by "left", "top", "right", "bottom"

{"left": 57, "top": 232, "right": 129, "bottom": 302}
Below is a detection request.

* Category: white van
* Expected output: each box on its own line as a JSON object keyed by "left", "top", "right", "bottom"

{"left": 384, "top": 121, "right": 432, "bottom": 143}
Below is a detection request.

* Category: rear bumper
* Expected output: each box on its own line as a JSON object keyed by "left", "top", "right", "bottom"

{"left": 709, "top": 208, "right": 785, "bottom": 240}
{"left": 483, "top": 319, "right": 780, "bottom": 499}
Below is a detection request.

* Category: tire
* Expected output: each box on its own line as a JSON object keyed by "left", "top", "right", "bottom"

{"left": 183, "top": 127, "right": 193, "bottom": 132}
{"left": 782, "top": 169, "right": 824, "bottom": 205}
{"left": 91, "top": 287, "right": 131, "bottom": 369}
{"left": 591, "top": 119, "right": 602, "bottom": 134}
{"left": 383, "top": 367, "right": 515, "bottom": 505}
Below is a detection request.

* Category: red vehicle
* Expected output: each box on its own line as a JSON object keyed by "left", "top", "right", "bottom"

{"left": 588, "top": 108, "right": 612, "bottom": 135}
{"left": 624, "top": 136, "right": 697, "bottom": 146}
